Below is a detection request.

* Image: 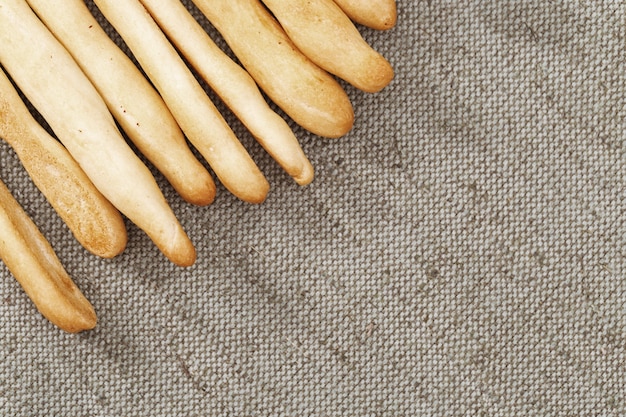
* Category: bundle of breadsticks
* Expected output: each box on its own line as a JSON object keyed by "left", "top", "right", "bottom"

{"left": 0, "top": 0, "right": 396, "bottom": 332}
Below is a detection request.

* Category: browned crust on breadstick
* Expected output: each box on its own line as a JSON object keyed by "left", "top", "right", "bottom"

{"left": 262, "top": 0, "right": 394, "bottom": 93}
{"left": 0, "top": 68, "right": 127, "bottom": 258}
{"left": 332, "top": 0, "right": 397, "bottom": 30}
{"left": 93, "top": 0, "right": 270, "bottom": 204}
{"left": 192, "top": 0, "right": 354, "bottom": 139}
{"left": 140, "top": 0, "right": 314, "bottom": 186}
{"left": 0, "top": 0, "right": 196, "bottom": 266}
{"left": 26, "top": 0, "right": 216, "bottom": 206}
{"left": 0, "top": 179, "right": 97, "bottom": 332}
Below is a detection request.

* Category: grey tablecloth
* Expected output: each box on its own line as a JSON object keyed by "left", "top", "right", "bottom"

{"left": 1, "top": 1, "right": 625, "bottom": 416}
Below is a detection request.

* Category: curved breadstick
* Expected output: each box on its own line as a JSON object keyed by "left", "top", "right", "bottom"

{"left": 0, "top": 178, "right": 97, "bottom": 333}
{"left": 139, "top": 0, "right": 314, "bottom": 186}
{"left": 332, "top": 0, "right": 397, "bottom": 30}
{"left": 191, "top": 0, "right": 354, "bottom": 139}
{"left": 261, "top": 0, "right": 394, "bottom": 93}
{"left": 26, "top": 0, "right": 216, "bottom": 206}
{"left": 0, "top": 68, "right": 127, "bottom": 259}
{"left": 0, "top": 0, "right": 196, "bottom": 266}
{"left": 93, "top": 0, "right": 269, "bottom": 204}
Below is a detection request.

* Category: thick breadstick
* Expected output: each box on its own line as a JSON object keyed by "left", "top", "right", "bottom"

{"left": 261, "top": 0, "right": 394, "bottom": 93}
{"left": 0, "top": 0, "right": 196, "bottom": 266}
{"left": 0, "top": 178, "right": 97, "bottom": 333}
{"left": 26, "top": 0, "right": 216, "bottom": 206}
{"left": 332, "top": 0, "right": 397, "bottom": 30}
{"left": 191, "top": 0, "right": 354, "bottom": 138}
{"left": 0, "top": 68, "right": 127, "bottom": 259}
{"left": 93, "top": 0, "right": 269, "bottom": 204}
{"left": 139, "top": 0, "right": 314, "bottom": 186}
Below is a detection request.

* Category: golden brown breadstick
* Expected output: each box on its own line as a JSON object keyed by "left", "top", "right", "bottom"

{"left": 26, "top": 0, "right": 216, "bottom": 206}
{"left": 0, "top": 0, "right": 196, "bottom": 266}
{"left": 139, "top": 0, "right": 314, "bottom": 186}
{"left": 332, "top": 0, "right": 397, "bottom": 30}
{"left": 93, "top": 0, "right": 270, "bottom": 204}
{"left": 0, "top": 68, "right": 127, "bottom": 259}
{"left": 0, "top": 178, "right": 97, "bottom": 333}
{"left": 191, "top": 0, "right": 354, "bottom": 138}
{"left": 261, "top": 0, "right": 394, "bottom": 93}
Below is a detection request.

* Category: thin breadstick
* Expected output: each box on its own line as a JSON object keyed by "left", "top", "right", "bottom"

{"left": 191, "top": 0, "right": 354, "bottom": 139}
{"left": 332, "top": 0, "right": 397, "bottom": 30}
{"left": 93, "top": 0, "right": 270, "bottom": 203}
{"left": 0, "top": 178, "right": 97, "bottom": 332}
{"left": 261, "top": 0, "right": 394, "bottom": 93}
{"left": 26, "top": 0, "right": 216, "bottom": 206}
{"left": 0, "top": 68, "right": 127, "bottom": 259}
{"left": 139, "top": 0, "right": 314, "bottom": 186}
{"left": 0, "top": 0, "right": 196, "bottom": 266}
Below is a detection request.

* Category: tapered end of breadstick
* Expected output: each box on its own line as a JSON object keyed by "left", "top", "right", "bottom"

{"left": 337, "top": 0, "right": 397, "bottom": 31}
{"left": 206, "top": 140, "right": 271, "bottom": 204}
{"left": 44, "top": 294, "right": 97, "bottom": 333}
{"left": 292, "top": 159, "right": 315, "bottom": 186}
{"left": 272, "top": 147, "right": 314, "bottom": 186}
{"left": 230, "top": 176, "right": 270, "bottom": 205}
{"left": 357, "top": 54, "right": 395, "bottom": 93}
{"left": 364, "top": 8, "right": 396, "bottom": 31}
{"left": 172, "top": 171, "right": 217, "bottom": 207}
{"left": 154, "top": 223, "right": 197, "bottom": 267}
{"left": 311, "top": 93, "right": 355, "bottom": 139}
{"left": 26, "top": 269, "right": 98, "bottom": 333}
{"left": 79, "top": 216, "right": 128, "bottom": 259}
{"left": 121, "top": 128, "right": 218, "bottom": 207}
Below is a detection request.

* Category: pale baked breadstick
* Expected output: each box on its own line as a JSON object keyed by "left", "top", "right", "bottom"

{"left": 0, "top": 0, "right": 196, "bottom": 266}
{"left": 191, "top": 0, "right": 354, "bottom": 138}
{"left": 0, "top": 178, "right": 97, "bottom": 333}
{"left": 0, "top": 68, "right": 127, "bottom": 259}
{"left": 332, "top": 0, "right": 397, "bottom": 30}
{"left": 139, "top": 0, "right": 314, "bottom": 186}
{"left": 26, "top": 0, "right": 216, "bottom": 206}
{"left": 261, "top": 0, "right": 394, "bottom": 93}
{"left": 93, "top": 0, "right": 269, "bottom": 203}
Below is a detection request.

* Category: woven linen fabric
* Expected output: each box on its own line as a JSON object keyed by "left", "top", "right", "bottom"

{"left": 1, "top": 1, "right": 625, "bottom": 415}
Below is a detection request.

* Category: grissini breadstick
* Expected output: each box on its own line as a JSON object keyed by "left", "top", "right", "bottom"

{"left": 191, "top": 0, "right": 354, "bottom": 139}
{"left": 261, "top": 0, "right": 394, "bottom": 93}
{"left": 0, "top": 0, "right": 196, "bottom": 267}
{"left": 0, "top": 178, "right": 97, "bottom": 333}
{"left": 26, "top": 0, "right": 216, "bottom": 206}
{"left": 139, "top": 0, "right": 314, "bottom": 186}
{"left": 332, "top": 0, "right": 397, "bottom": 31}
{"left": 93, "top": 0, "right": 269, "bottom": 204}
{"left": 0, "top": 68, "right": 127, "bottom": 259}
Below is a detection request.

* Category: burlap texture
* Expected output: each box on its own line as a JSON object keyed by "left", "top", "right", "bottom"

{"left": 1, "top": 1, "right": 624, "bottom": 415}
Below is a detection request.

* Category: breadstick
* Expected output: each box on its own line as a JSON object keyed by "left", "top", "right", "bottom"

{"left": 26, "top": 0, "right": 216, "bottom": 206}
{"left": 0, "top": 68, "right": 127, "bottom": 259}
{"left": 191, "top": 0, "right": 354, "bottom": 138}
{"left": 332, "top": 0, "right": 397, "bottom": 30}
{"left": 139, "top": 0, "right": 314, "bottom": 186}
{"left": 0, "top": 0, "right": 196, "bottom": 266}
{"left": 261, "top": 0, "right": 394, "bottom": 93}
{"left": 0, "top": 178, "right": 97, "bottom": 333}
{"left": 93, "top": 0, "right": 269, "bottom": 203}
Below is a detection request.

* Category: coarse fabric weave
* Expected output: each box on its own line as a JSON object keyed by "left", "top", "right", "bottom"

{"left": 1, "top": 1, "right": 625, "bottom": 416}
